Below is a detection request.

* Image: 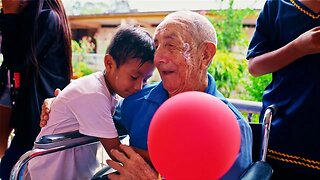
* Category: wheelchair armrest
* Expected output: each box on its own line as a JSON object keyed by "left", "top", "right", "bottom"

{"left": 11, "top": 131, "right": 100, "bottom": 180}
{"left": 11, "top": 132, "right": 129, "bottom": 180}
{"left": 91, "top": 166, "right": 117, "bottom": 180}
{"left": 90, "top": 135, "right": 130, "bottom": 180}
{"left": 240, "top": 161, "right": 273, "bottom": 180}
{"left": 34, "top": 130, "right": 98, "bottom": 149}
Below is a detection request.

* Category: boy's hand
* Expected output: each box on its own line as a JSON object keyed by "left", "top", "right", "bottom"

{"left": 106, "top": 144, "right": 158, "bottom": 180}
{"left": 294, "top": 26, "right": 320, "bottom": 56}
{"left": 39, "top": 89, "right": 61, "bottom": 128}
{"left": 2, "top": 0, "right": 28, "bottom": 14}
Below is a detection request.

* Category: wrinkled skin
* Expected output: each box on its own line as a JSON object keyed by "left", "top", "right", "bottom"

{"left": 153, "top": 19, "right": 209, "bottom": 97}
{"left": 107, "top": 144, "right": 158, "bottom": 180}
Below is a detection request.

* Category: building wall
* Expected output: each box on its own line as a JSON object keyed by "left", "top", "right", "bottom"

{"left": 70, "top": 14, "right": 257, "bottom": 83}
{"left": 93, "top": 26, "right": 161, "bottom": 82}
{"left": 94, "top": 26, "right": 156, "bottom": 54}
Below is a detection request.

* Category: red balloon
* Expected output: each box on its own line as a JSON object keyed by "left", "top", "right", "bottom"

{"left": 148, "top": 91, "right": 241, "bottom": 180}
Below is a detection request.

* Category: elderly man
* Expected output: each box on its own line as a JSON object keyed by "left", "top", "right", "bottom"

{"left": 107, "top": 11, "right": 252, "bottom": 179}
{"left": 41, "top": 11, "right": 252, "bottom": 179}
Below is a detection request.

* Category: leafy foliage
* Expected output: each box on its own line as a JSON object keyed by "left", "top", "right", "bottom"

{"left": 72, "top": 61, "right": 93, "bottom": 79}
{"left": 239, "top": 73, "right": 271, "bottom": 123}
{"left": 208, "top": 51, "right": 247, "bottom": 97}
{"left": 242, "top": 74, "right": 272, "bottom": 101}
{"left": 68, "top": 1, "right": 110, "bottom": 15}
{"left": 71, "top": 38, "right": 95, "bottom": 79}
{"left": 208, "top": 4, "right": 256, "bottom": 51}
{"left": 72, "top": 37, "right": 95, "bottom": 54}
{"left": 206, "top": 3, "right": 256, "bottom": 98}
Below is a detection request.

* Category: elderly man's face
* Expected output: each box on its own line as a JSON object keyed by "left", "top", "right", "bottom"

{"left": 154, "top": 20, "right": 202, "bottom": 97}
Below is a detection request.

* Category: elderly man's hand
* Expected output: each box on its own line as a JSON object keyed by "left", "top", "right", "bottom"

{"left": 39, "top": 89, "right": 61, "bottom": 127}
{"left": 107, "top": 144, "right": 158, "bottom": 180}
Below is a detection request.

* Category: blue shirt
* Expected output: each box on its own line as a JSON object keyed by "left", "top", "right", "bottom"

{"left": 247, "top": 0, "right": 320, "bottom": 171}
{"left": 115, "top": 74, "right": 252, "bottom": 179}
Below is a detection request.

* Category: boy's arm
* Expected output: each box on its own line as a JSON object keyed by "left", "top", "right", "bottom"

{"left": 99, "top": 137, "right": 121, "bottom": 161}
{"left": 249, "top": 26, "right": 320, "bottom": 77}
{"left": 100, "top": 138, "right": 152, "bottom": 167}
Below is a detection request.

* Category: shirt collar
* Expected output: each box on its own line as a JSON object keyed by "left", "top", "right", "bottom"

{"left": 145, "top": 73, "right": 217, "bottom": 104}
{"left": 144, "top": 82, "right": 168, "bottom": 104}
{"left": 205, "top": 73, "right": 217, "bottom": 95}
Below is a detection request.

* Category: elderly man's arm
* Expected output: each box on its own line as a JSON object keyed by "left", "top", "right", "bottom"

{"left": 107, "top": 144, "right": 159, "bottom": 180}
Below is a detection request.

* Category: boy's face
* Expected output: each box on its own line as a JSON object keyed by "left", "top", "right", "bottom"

{"left": 105, "top": 57, "right": 155, "bottom": 98}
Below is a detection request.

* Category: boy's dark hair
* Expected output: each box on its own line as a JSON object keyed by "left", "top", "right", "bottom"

{"left": 107, "top": 25, "right": 155, "bottom": 67}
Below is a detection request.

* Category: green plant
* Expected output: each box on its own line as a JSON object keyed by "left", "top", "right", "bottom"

{"left": 208, "top": 3, "right": 256, "bottom": 51}
{"left": 205, "top": 2, "right": 257, "bottom": 98}
{"left": 242, "top": 74, "right": 272, "bottom": 101}
{"left": 72, "top": 39, "right": 82, "bottom": 53}
{"left": 72, "top": 37, "right": 95, "bottom": 54}
{"left": 0, "top": 54, "right": 3, "bottom": 64}
{"left": 72, "top": 61, "right": 94, "bottom": 79}
{"left": 208, "top": 51, "right": 247, "bottom": 97}
{"left": 79, "top": 36, "right": 96, "bottom": 53}
{"left": 71, "top": 40, "right": 84, "bottom": 62}
{"left": 65, "top": 1, "right": 111, "bottom": 15}
{"left": 71, "top": 37, "right": 95, "bottom": 79}
{"left": 206, "top": 3, "right": 268, "bottom": 101}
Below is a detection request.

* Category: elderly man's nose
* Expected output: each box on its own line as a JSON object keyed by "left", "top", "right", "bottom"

{"left": 155, "top": 56, "right": 167, "bottom": 64}
{"left": 154, "top": 49, "right": 168, "bottom": 64}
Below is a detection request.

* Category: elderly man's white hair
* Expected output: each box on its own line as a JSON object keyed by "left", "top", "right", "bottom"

{"left": 164, "top": 11, "right": 217, "bottom": 46}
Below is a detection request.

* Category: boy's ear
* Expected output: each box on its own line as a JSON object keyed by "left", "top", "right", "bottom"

{"left": 104, "top": 54, "right": 115, "bottom": 72}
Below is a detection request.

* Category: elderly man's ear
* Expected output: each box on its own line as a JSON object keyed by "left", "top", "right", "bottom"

{"left": 200, "top": 42, "right": 216, "bottom": 69}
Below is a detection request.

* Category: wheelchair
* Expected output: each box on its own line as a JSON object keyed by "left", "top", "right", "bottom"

{"left": 9, "top": 103, "right": 277, "bottom": 180}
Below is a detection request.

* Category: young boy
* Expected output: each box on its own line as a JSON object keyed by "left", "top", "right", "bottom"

{"left": 27, "top": 25, "right": 155, "bottom": 180}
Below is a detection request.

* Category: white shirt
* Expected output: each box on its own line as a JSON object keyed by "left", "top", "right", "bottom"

{"left": 28, "top": 72, "right": 118, "bottom": 180}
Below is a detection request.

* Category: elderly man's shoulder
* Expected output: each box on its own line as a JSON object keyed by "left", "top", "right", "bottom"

{"left": 119, "top": 82, "right": 160, "bottom": 113}
{"left": 125, "top": 82, "right": 160, "bottom": 101}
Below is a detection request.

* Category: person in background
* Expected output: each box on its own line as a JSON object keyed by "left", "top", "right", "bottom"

{"left": 0, "top": 0, "right": 72, "bottom": 179}
{"left": 247, "top": 0, "right": 320, "bottom": 179}
{"left": 0, "top": 64, "right": 12, "bottom": 158}
{"left": 41, "top": 11, "right": 253, "bottom": 179}
{"left": 0, "top": 2, "right": 12, "bottom": 159}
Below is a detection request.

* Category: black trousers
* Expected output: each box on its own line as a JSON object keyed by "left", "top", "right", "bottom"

{"left": 269, "top": 158, "right": 320, "bottom": 180}
{"left": 0, "top": 136, "right": 30, "bottom": 180}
